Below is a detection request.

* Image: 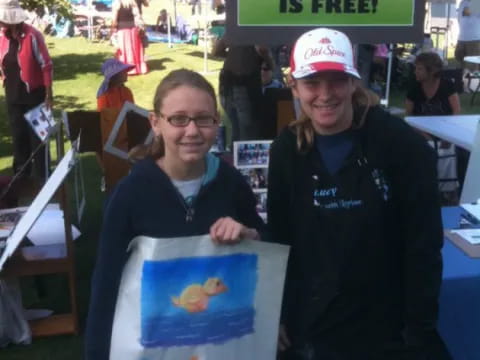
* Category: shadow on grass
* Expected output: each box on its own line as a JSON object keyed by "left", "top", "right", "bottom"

{"left": 147, "top": 57, "right": 174, "bottom": 72}
{"left": 185, "top": 50, "right": 224, "bottom": 62}
{"left": 53, "top": 52, "right": 112, "bottom": 81}
{"left": 54, "top": 95, "right": 91, "bottom": 112}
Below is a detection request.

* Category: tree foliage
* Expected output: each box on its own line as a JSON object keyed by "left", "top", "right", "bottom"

{"left": 20, "top": 0, "right": 73, "bottom": 19}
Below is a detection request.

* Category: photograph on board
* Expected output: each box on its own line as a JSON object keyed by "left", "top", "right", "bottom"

{"left": 234, "top": 141, "right": 272, "bottom": 168}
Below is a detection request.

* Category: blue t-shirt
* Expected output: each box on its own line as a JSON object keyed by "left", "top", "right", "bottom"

{"left": 315, "top": 131, "right": 354, "bottom": 175}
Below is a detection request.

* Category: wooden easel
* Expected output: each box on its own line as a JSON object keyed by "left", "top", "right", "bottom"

{"left": 64, "top": 108, "right": 151, "bottom": 192}
{"left": 0, "top": 122, "right": 79, "bottom": 337}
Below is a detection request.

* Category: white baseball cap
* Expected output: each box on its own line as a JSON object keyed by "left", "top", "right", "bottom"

{"left": 290, "top": 28, "right": 360, "bottom": 80}
{"left": 0, "top": 0, "right": 28, "bottom": 25}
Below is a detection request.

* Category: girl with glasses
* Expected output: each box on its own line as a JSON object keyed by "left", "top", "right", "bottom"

{"left": 85, "top": 69, "right": 264, "bottom": 359}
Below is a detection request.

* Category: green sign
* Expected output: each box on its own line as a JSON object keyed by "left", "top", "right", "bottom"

{"left": 238, "top": 0, "right": 414, "bottom": 26}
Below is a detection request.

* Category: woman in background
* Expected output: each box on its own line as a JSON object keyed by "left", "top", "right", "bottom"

{"left": 405, "top": 51, "right": 462, "bottom": 203}
{"left": 111, "top": 0, "right": 147, "bottom": 75}
{"left": 0, "top": 0, "right": 52, "bottom": 180}
{"left": 405, "top": 52, "right": 460, "bottom": 117}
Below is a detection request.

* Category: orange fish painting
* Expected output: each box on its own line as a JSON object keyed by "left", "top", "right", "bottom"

{"left": 171, "top": 277, "right": 228, "bottom": 313}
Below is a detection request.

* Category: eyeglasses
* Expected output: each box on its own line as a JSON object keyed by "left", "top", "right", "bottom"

{"left": 159, "top": 113, "right": 217, "bottom": 127}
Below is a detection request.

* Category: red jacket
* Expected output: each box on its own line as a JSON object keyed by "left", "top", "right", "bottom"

{"left": 0, "top": 23, "right": 53, "bottom": 92}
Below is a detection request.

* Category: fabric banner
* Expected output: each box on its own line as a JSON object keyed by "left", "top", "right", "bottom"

{"left": 110, "top": 235, "right": 290, "bottom": 360}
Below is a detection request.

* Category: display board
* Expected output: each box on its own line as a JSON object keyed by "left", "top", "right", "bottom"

{"left": 226, "top": 0, "right": 426, "bottom": 45}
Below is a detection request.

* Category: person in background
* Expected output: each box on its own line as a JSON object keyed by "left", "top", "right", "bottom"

{"left": 190, "top": 0, "right": 201, "bottom": 15}
{"left": 111, "top": 0, "right": 147, "bottom": 75}
{"left": 405, "top": 52, "right": 462, "bottom": 204}
{"left": 405, "top": 52, "right": 460, "bottom": 119}
{"left": 213, "top": 0, "right": 225, "bottom": 14}
{"left": 455, "top": 0, "right": 480, "bottom": 72}
{"left": 85, "top": 69, "right": 264, "bottom": 359}
{"left": 269, "top": 27, "right": 451, "bottom": 360}
{"left": 155, "top": 8, "right": 169, "bottom": 33}
{"left": 369, "top": 44, "right": 389, "bottom": 95}
{"left": 97, "top": 58, "right": 135, "bottom": 111}
{"left": 219, "top": 43, "right": 274, "bottom": 147}
{"left": 0, "top": 0, "right": 52, "bottom": 180}
{"left": 96, "top": 58, "right": 135, "bottom": 191}
{"left": 261, "top": 61, "right": 283, "bottom": 94}
{"left": 356, "top": 44, "right": 375, "bottom": 90}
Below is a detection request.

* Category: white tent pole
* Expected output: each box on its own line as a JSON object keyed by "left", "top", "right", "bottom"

{"left": 87, "top": 0, "right": 93, "bottom": 41}
{"left": 167, "top": 9, "right": 172, "bottom": 48}
{"left": 173, "top": 0, "right": 177, "bottom": 25}
{"left": 446, "top": 2, "right": 451, "bottom": 58}
{"left": 203, "top": 0, "right": 208, "bottom": 73}
{"left": 383, "top": 44, "right": 394, "bottom": 108}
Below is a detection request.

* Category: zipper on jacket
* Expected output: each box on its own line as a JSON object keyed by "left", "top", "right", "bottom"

{"left": 172, "top": 190, "right": 194, "bottom": 223}
{"left": 185, "top": 207, "right": 195, "bottom": 222}
{"left": 172, "top": 179, "right": 214, "bottom": 223}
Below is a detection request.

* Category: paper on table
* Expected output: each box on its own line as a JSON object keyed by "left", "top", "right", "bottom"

{"left": 21, "top": 243, "right": 66, "bottom": 260}
{"left": 24, "top": 308, "right": 54, "bottom": 321}
{"left": 461, "top": 203, "right": 480, "bottom": 222}
{"left": 0, "top": 149, "right": 75, "bottom": 271}
{"left": 451, "top": 229, "right": 480, "bottom": 245}
{"left": 26, "top": 209, "right": 80, "bottom": 246}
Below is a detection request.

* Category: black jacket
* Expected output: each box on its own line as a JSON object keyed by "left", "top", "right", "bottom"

{"left": 268, "top": 106, "right": 447, "bottom": 359}
{"left": 85, "top": 156, "right": 265, "bottom": 359}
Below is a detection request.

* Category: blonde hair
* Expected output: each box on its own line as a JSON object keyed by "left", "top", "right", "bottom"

{"left": 289, "top": 80, "right": 379, "bottom": 152}
{"left": 128, "top": 69, "right": 217, "bottom": 163}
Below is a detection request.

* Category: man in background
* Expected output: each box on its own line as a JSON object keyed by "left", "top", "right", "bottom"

{"left": 455, "top": 0, "right": 480, "bottom": 72}
{"left": 219, "top": 44, "right": 274, "bottom": 148}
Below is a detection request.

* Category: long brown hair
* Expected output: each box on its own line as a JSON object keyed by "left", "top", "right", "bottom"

{"left": 128, "top": 69, "right": 217, "bottom": 162}
{"left": 289, "top": 79, "right": 379, "bottom": 152}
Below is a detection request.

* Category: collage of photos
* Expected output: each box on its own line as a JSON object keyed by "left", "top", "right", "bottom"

{"left": 24, "top": 102, "right": 56, "bottom": 141}
{"left": 233, "top": 141, "right": 272, "bottom": 222}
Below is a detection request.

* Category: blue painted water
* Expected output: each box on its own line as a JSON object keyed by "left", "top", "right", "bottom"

{"left": 140, "top": 254, "right": 258, "bottom": 348}
{"left": 141, "top": 307, "right": 255, "bottom": 347}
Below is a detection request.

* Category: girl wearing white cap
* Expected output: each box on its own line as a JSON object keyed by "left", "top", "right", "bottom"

{"left": 0, "top": 0, "right": 53, "bottom": 179}
{"left": 268, "top": 28, "right": 450, "bottom": 359}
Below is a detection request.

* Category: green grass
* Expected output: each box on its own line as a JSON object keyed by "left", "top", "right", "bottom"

{"left": 1, "top": 28, "right": 480, "bottom": 359}
{"left": 0, "top": 33, "right": 226, "bottom": 360}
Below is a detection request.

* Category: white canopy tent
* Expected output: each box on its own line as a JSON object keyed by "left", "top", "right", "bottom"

{"left": 165, "top": 0, "right": 225, "bottom": 74}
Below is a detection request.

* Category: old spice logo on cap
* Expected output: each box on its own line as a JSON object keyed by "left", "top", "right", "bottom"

{"left": 319, "top": 37, "right": 331, "bottom": 44}
{"left": 304, "top": 45, "right": 346, "bottom": 60}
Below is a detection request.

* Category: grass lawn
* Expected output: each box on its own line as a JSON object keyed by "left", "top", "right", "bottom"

{"left": 1, "top": 29, "right": 480, "bottom": 359}
{"left": 0, "top": 34, "right": 226, "bottom": 360}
